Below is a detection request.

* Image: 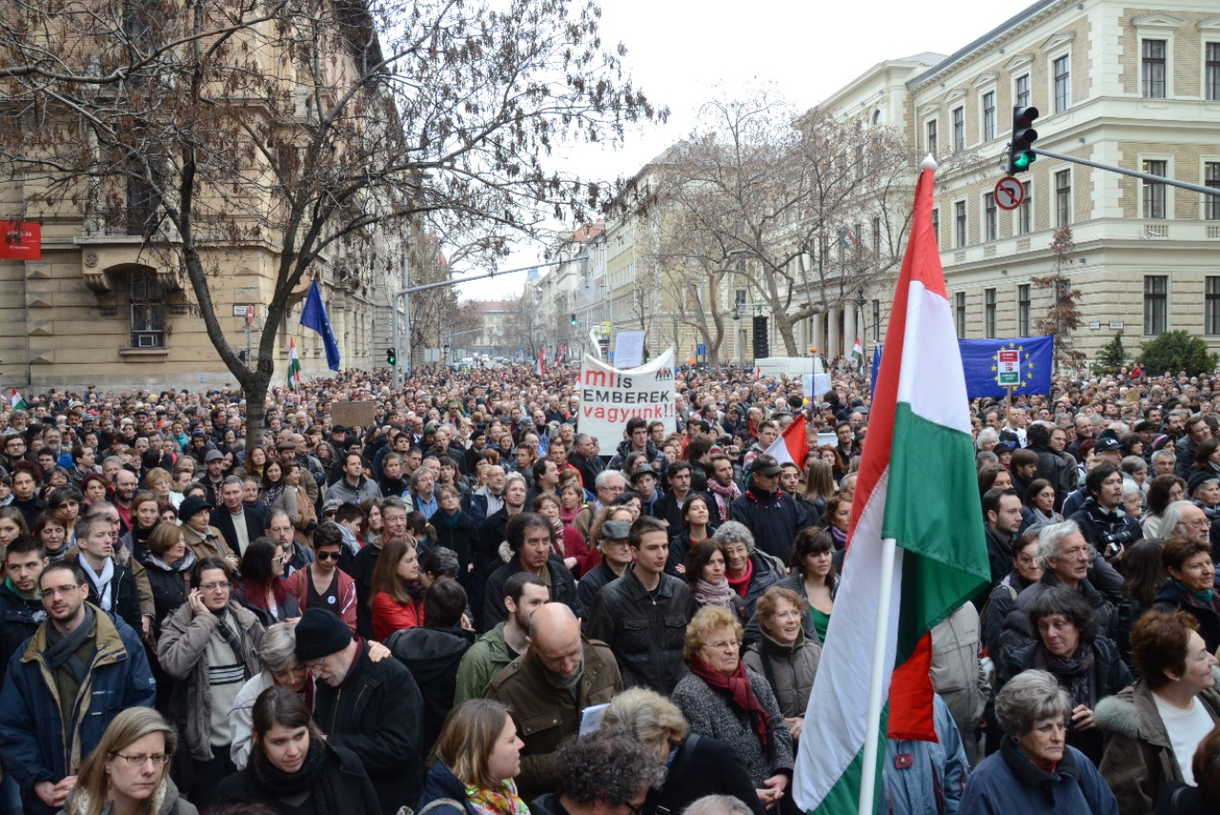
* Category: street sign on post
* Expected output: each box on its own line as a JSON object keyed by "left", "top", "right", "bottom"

{"left": 994, "top": 177, "right": 1025, "bottom": 211}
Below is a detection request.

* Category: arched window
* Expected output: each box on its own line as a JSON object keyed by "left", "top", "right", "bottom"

{"left": 872, "top": 109, "right": 882, "bottom": 126}
{"left": 130, "top": 272, "right": 165, "bottom": 347}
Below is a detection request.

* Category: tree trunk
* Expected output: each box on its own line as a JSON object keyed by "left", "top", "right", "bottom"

{"left": 776, "top": 315, "right": 799, "bottom": 356}
{"left": 243, "top": 371, "right": 271, "bottom": 460}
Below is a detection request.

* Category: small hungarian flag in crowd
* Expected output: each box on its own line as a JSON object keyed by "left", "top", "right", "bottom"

{"left": 764, "top": 414, "right": 809, "bottom": 470}
{"left": 792, "top": 158, "right": 990, "bottom": 815}
{"left": 287, "top": 337, "right": 301, "bottom": 389}
{"left": 536, "top": 351, "right": 545, "bottom": 376}
{"left": 9, "top": 389, "right": 26, "bottom": 410}
{"left": 851, "top": 337, "right": 864, "bottom": 366}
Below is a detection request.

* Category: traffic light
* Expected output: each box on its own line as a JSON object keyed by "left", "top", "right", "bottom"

{"left": 569, "top": 313, "right": 577, "bottom": 326}
{"left": 387, "top": 347, "right": 397, "bottom": 365}
{"left": 643, "top": 346, "right": 651, "bottom": 363}
{"left": 1007, "top": 106, "right": 1039, "bottom": 175}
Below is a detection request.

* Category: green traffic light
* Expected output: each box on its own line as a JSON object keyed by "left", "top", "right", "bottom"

{"left": 1014, "top": 151, "right": 1035, "bottom": 170}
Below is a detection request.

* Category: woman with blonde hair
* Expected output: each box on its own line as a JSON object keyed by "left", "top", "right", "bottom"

{"left": 600, "top": 688, "right": 764, "bottom": 815}
{"left": 416, "top": 699, "right": 528, "bottom": 815}
{"left": 59, "top": 708, "right": 196, "bottom": 815}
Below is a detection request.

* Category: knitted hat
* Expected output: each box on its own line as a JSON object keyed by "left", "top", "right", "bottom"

{"left": 294, "top": 608, "right": 352, "bottom": 662}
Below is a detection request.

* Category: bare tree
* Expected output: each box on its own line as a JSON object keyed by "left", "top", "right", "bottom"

{"left": 631, "top": 90, "right": 915, "bottom": 356}
{"left": 1032, "top": 225, "right": 1085, "bottom": 375}
{"left": 0, "top": 0, "right": 660, "bottom": 452}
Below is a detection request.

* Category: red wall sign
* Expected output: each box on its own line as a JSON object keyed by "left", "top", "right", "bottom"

{"left": 0, "top": 221, "right": 41, "bottom": 261}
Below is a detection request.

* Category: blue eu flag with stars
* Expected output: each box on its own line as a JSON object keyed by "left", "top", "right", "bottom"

{"left": 300, "top": 279, "right": 341, "bottom": 371}
{"left": 872, "top": 335, "right": 1053, "bottom": 399}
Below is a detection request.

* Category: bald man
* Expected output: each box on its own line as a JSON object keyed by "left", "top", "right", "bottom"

{"left": 483, "top": 603, "right": 622, "bottom": 800}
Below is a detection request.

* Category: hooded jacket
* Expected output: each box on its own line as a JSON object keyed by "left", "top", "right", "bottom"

{"left": 453, "top": 622, "right": 517, "bottom": 705}
{"left": 0, "top": 604, "right": 155, "bottom": 815}
{"left": 1095, "top": 678, "right": 1220, "bottom": 815}
{"left": 960, "top": 737, "right": 1117, "bottom": 815}
{"left": 387, "top": 625, "right": 475, "bottom": 752}
{"left": 0, "top": 577, "right": 45, "bottom": 684}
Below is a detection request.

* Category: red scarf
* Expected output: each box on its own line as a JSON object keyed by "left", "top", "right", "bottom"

{"left": 725, "top": 557, "right": 753, "bottom": 598}
{"left": 690, "top": 656, "right": 772, "bottom": 747}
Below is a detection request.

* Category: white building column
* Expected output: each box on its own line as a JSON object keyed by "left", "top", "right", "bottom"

{"left": 810, "top": 313, "right": 823, "bottom": 355}
{"left": 827, "top": 305, "right": 840, "bottom": 363}
{"left": 843, "top": 304, "right": 857, "bottom": 360}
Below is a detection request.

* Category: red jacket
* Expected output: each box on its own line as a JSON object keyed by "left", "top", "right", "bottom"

{"left": 284, "top": 565, "right": 358, "bottom": 633}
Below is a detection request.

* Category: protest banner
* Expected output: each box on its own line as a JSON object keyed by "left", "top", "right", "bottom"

{"left": 578, "top": 348, "right": 677, "bottom": 450}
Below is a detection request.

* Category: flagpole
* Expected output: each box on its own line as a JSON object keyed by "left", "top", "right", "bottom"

{"left": 857, "top": 536, "right": 898, "bottom": 815}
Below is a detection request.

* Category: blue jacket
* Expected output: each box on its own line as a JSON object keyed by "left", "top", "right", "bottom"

{"left": 883, "top": 695, "right": 968, "bottom": 815}
{"left": 960, "top": 739, "right": 1118, "bottom": 815}
{"left": 0, "top": 604, "right": 155, "bottom": 814}
{"left": 416, "top": 761, "right": 480, "bottom": 815}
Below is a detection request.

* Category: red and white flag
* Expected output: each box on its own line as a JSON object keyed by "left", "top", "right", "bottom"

{"left": 764, "top": 414, "right": 809, "bottom": 469}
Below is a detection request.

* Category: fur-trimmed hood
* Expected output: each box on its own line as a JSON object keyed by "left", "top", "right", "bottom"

{"left": 1095, "top": 667, "right": 1220, "bottom": 740}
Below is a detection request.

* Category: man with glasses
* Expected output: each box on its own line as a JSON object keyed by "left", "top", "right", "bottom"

{"left": 294, "top": 607, "right": 424, "bottom": 815}
{"left": 0, "top": 435, "right": 27, "bottom": 473}
{"left": 997, "top": 521, "right": 1118, "bottom": 664}
{"left": 0, "top": 561, "right": 155, "bottom": 815}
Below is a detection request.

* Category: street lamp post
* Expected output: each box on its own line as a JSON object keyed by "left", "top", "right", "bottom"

{"left": 855, "top": 285, "right": 868, "bottom": 371}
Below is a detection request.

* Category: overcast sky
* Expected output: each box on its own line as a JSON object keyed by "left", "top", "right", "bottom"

{"left": 455, "top": 0, "right": 1024, "bottom": 301}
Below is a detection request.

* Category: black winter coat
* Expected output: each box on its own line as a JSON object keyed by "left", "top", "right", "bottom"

{"left": 1069, "top": 498, "right": 1143, "bottom": 554}
{"left": 998, "top": 637, "right": 1132, "bottom": 766}
{"left": 433, "top": 510, "right": 479, "bottom": 598}
{"left": 585, "top": 567, "right": 693, "bottom": 695}
{"left": 0, "top": 580, "right": 43, "bottom": 684}
{"left": 387, "top": 626, "right": 475, "bottom": 754}
{"left": 313, "top": 642, "right": 425, "bottom": 815}
{"left": 483, "top": 554, "right": 580, "bottom": 631}
{"left": 142, "top": 555, "right": 195, "bottom": 638}
{"left": 729, "top": 487, "right": 811, "bottom": 563}
{"left": 1153, "top": 579, "right": 1220, "bottom": 654}
{"left": 217, "top": 743, "right": 381, "bottom": 815}
{"left": 79, "top": 559, "right": 143, "bottom": 634}
{"left": 645, "top": 734, "right": 766, "bottom": 815}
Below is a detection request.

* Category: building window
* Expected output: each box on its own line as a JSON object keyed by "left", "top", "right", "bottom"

{"left": 1206, "top": 162, "right": 1220, "bottom": 221}
{"left": 1207, "top": 43, "right": 1220, "bottom": 101}
{"left": 931, "top": 208, "right": 940, "bottom": 245}
{"left": 955, "top": 292, "right": 966, "bottom": 338}
{"left": 872, "top": 299, "right": 880, "bottom": 341}
{"left": 985, "top": 288, "right": 997, "bottom": 338}
{"left": 1055, "top": 170, "right": 1071, "bottom": 226}
{"left": 130, "top": 272, "right": 165, "bottom": 348}
{"left": 926, "top": 119, "right": 938, "bottom": 156}
{"left": 1144, "top": 275, "right": 1167, "bottom": 336}
{"left": 1053, "top": 56, "right": 1071, "bottom": 113}
{"left": 952, "top": 107, "right": 964, "bottom": 152}
{"left": 1015, "top": 74, "right": 1030, "bottom": 108}
{"left": 1018, "top": 181, "right": 1032, "bottom": 235}
{"left": 955, "top": 201, "right": 967, "bottom": 248}
{"left": 734, "top": 289, "right": 747, "bottom": 313}
{"left": 871, "top": 216, "right": 881, "bottom": 256}
{"left": 1208, "top": 277, "right": 1220, "bottom": 335}
{"left": 1142, "top": 39, "right": 1166, "bottom": 98}
{"left": 984, "top": 193, "right": 997, "bottom": 241}
{"left": 1018, "top": 284, "right": 1031, "bottom": 335}
{"left": 982, "top": 91, "right": 996, "bottom": 142}
{"left": 1143, "top": 159, "right": 1167, "bottom": 219}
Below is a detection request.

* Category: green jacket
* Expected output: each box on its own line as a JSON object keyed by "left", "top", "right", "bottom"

{"left": 453, "top": 622, "right": 514, "bottom": 705}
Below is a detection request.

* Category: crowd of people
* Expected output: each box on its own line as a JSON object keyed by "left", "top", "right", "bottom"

{"left": 0, "top": 360, "right": 1217, "bottom": 815}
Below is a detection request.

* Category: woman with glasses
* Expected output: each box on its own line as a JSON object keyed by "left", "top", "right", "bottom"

{"left": 233, "top": 538, "right": 300, "bottom": 626}
{"left": 284, "top": 522, "right": 358, "bottom": 633}
{"left": 59, "top": 708, "right": 197, "bottom": 815}
{"left": 217, "top": 686, "right": 379, "bottom": 815}
{"left": 671, "top": 606, "right": 793, "bottom": 812}
{"left": 158, "top": 557, "right": 264, "bottom": 810}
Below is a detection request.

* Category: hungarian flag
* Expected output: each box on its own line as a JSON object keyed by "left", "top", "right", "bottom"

{"left": 9, "top": 389, "right": 26, "bottom": 410}
{"left": 535, "top": 351, "right": 545, "bottom": 376}
{"left": 287, "top": 337, "right": 301, "bottom": 389}
{"left": 851, "top": 337, "right": 864, "bottom": 366}
{"left": 792, "top": 159, "right": 989, "bottom": 815}
{"left": 764, "top": 414, "right": 809, "bottom": 469}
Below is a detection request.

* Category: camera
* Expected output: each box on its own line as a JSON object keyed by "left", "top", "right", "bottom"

{"left": 1100, "top": 525, "right": 1136, "bottom": 557}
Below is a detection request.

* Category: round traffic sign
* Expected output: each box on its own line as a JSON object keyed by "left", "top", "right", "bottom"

{"left": 994, "top": 177, "right": 1024, "bottom": 211}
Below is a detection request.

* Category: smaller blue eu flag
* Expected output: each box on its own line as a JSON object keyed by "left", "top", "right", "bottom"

{"left": 299, "top": 279, "right": 341, "bottom": 372}
{"left": 871, "top": 335, "right": 1053, "bottom": 399}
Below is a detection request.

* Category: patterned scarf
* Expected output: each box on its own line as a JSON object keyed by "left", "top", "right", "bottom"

{"left": 465, "top": 779, "right": 531, "bottom": 815}
{"left": 689, "top": 655, "right": 772, "bottom": 747}
{"left": 1036, "top": 640, "right": 1097, "bottom": 711}
{"left": 693, "top": 578, "right": 736, "bottom": 609}
{"left": 707, "top": 479, "right": 740, "bottom": 523}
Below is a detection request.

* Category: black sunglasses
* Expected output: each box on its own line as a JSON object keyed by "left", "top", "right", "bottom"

{"left": 316, "top": 551, "right": 342, "bottom": 562}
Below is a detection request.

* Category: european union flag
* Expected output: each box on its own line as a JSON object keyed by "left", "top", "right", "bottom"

{"left": 300, "top": 279, "right": 341, "bottom": 371}
{"left": 871, "top": 335, "right": 1053, "bottom": 399}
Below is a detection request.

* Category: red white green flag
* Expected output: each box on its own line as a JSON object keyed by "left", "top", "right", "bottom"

{"left": 287, "top": 337, "right": 301, "bottom": 389}
{"left": 764, "top": 413, "right": 809, "bottom": 469}
{"left": 792, "top": 159, "right": 989, "bottom": 814}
